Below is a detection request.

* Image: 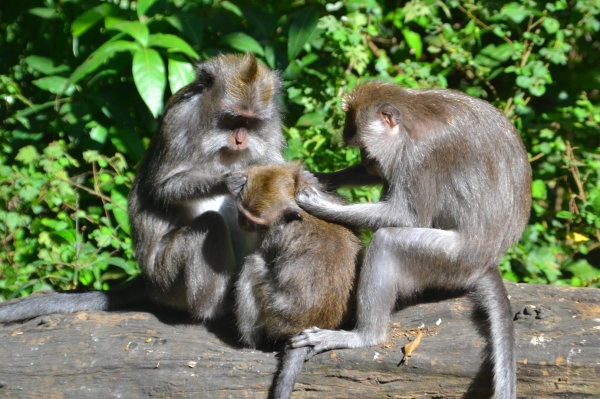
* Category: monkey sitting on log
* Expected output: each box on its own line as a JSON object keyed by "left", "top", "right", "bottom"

{"left": 293, "top": 81, "right": 532, "bottom": 399}
{"left": 0, "top": 53, "right": 285, "bottom": 323}
{"left": 226, "top": 163, "right": 362, "bottom": 399}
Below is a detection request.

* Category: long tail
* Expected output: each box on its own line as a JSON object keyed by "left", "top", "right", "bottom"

{"left": 0, "top": 277, "right": 148, "bottom": 323}
{"left": 471, "top": 268, "right": 517, "bottom": 399}
{"left": 270, "top": 345, "right": 310, "bottom": 399}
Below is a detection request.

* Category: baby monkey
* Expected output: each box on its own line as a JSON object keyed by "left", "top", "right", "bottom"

{"left": 227, "top": 163, "right": 361, "bottom": 399}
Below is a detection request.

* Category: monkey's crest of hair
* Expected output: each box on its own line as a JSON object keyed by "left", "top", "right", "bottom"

{"left": 200, "top": 53, "right": 279, "bottom": 117}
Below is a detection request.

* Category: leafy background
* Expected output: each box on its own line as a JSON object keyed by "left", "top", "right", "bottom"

{"left": 1, "top": 0, "right": 599, "bottom": 300}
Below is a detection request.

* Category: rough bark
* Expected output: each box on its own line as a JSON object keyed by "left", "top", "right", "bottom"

{"left": 0, "top": 282, "right": 598, "bottom": 398}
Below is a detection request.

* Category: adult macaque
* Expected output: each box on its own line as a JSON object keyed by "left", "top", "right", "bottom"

{"left": 292, "top": 81, "right": 531, "bottom": 399}
{"left": 0, "top": 53, "right": 285, "bottom": 323}
{"left": 228, "top": 163, "right": 361, "bottom": 399}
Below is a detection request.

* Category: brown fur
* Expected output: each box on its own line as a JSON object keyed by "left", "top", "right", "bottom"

{"left": 234, "top": 163, "right": 361, "bottom": 343}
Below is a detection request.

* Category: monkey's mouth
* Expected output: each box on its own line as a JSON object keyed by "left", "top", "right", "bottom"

{"left": 360, "top": 150, "right": 381, "bottom": 176}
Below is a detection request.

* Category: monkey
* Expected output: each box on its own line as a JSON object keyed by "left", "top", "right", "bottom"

{"left": 291, "top": 81, "right": 532, "bottom": 399}
{"left": 0, "top": 53, "right": 286, "bottom": 323}
{"left": 226, "top": 162, "right": 361, "bottom": 399}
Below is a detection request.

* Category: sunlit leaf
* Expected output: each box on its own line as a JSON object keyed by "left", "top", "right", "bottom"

{"left": 219, "top": 32, "right": 264, "bottom": 56}
{"left": 111, "top": 189, "right": 130, "bottom": 235}
{"left": 137, "top": 0, "right": 159, "bottom": 18}
{"left": 62, "top": 40, "right": 140, "bottom": 94}
{"left": 148, "top": 34, "right": 199, "bottom": 59}
{"left": 402, "top": 28, "right": 422, "bottom": 59}
{"left": 132, "top": 48, "right": 166, "bottom": 118}
{"left": 72, "top": 4, "right": 112, "bottom": 37}
{"left": 167, "top": 54, "right": 195, "bottom": 94}
{"left": 106, "top": 17, "right": 149, "bottom": 46}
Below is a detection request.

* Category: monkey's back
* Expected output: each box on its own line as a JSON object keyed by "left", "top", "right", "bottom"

{"left": 257, "top": 212, "right": 361, "bottom": 340}
{"left": 349, "top": 82, "right": 531, "bottom": 261}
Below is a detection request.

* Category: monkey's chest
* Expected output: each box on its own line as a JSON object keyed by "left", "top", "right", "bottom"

{"left": 189, "top": 195, "right": 259, "bottom": 266}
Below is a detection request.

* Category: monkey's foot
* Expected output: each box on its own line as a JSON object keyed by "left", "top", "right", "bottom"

{"left": 290, "top": 327, "right": 366, "bottom": 355}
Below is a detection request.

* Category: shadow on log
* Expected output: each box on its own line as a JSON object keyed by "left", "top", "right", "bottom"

{"left": 0, "top": 282, "right": 598, "bottom": 398}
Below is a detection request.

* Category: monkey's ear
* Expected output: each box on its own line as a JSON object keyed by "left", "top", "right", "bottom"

{"left": 282, "top": 203, "right": 303, "bottom": 223}
{"left": 377, "top": 103, "right": 401, "bottom": 130}
{"left": 197, "top": 68, "right": 215, "bottom": 89}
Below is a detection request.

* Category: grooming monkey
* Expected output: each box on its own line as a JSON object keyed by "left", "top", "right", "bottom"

{"left": 293, "top": 81, "right": 532, "bottom": 399}
{"left": 0, "top": 53, "right": 285, "bottom": 323}
{"left": 227, "top": 163, "right": 361, "bottom": 399}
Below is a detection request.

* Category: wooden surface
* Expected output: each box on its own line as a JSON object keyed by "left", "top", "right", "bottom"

{"left": 0, "top": 282, "right": 598, "bottom": 398}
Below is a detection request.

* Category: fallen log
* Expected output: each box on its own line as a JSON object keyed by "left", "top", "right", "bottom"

{"left": 0, "top": 282, "right": 598, "bottom": 398}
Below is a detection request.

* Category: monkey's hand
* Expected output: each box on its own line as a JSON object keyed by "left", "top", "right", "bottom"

{"left": 225, "top": 171, "right": 247, "bottom": 197}
{"left": 296, "top": 186, "right": 334, "bottom": 215}
{"left": 298, "top": 170, "right": 323, "bottom": 191}
{"left": 291, "top": 327, "right": 364, "bottom": 359}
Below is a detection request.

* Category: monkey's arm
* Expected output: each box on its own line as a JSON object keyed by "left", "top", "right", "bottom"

{"left": 313, "top": 164, "right": 383, "bottom": 190}
{"left": 296, "top": 187, "right": 412, "bottom": 230}
{"left": 152, "top": 170, "right": 232, "bottom": 204}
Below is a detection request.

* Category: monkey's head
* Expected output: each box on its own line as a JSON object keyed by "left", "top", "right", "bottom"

{"left": 160, "top": 53, "right": 285, "bottom": 174}
{"left": 341, "top": 81, "right": 411, "bottom": 177}
{"left": 234, "top": 163, "right": 304, "bottom": 232}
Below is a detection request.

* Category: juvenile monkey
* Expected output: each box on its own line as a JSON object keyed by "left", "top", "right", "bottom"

{"left": 0, "top": 53, "right": 285, "bottom": 323}
{"left": 293, "top": 81, "right": 532, "bottom": 399}
{"left": 227, "top": 163, "right": 361, "bottom": 399}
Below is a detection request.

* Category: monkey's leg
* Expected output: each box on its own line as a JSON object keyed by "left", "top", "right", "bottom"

{"left": 292, "top": 227, "right": 515, "bottom": 398}
{"left": 235, "top": 254, "right": 268, "bottom": 347}
{"left": 154, "top": 211, "right": 237, "bottom": 320}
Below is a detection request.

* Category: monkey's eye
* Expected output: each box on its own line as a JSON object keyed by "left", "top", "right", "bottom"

{"left": 219, "top": 114, "right": 260, "bottom": 131}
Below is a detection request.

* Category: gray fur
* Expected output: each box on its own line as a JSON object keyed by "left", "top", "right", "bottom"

{"left": 0, "top": 53, "right": 285, "bottom": 323}
{"left": 293, "top": 82, "right": 531, "bottom": 399}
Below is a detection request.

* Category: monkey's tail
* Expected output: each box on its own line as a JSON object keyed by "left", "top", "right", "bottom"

{"left": 470, "top": 268, "right": 517, "bottom": 399}
{"left": 0, "top": 277, "right": 149, "bottom": 323}
{"left": 270, "top": 344, "right": 311, "bottom": 399}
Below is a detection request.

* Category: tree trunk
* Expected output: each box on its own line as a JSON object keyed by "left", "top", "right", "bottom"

{"left": 0, "top": 282, "right": 598, "bottom": 398}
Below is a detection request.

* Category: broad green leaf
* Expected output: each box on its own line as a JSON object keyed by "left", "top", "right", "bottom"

{"left": 219, "top": 32, "right": 264, "bottom": 56}
{"left": 556, "top": 210, "right": 572, "bottom": 219}
{"left": 543, "top": 17, "right": 560, "bottom": 34}
{"left": 500, "top": 3, "right": 530, "bottom": 24}
{"left": 531, "top": 179, "right": 547, "bottom": 200}
{"left": 288, "top": 7, "right": 319, "bottom": 61}
{"left": 15, "top": 146, "right": 39, "bottom": 163}
{"left": 72, "top": 4, "right": 112, "bottom": 37}
{"left": 105, "top": 257, "right": 138, "bottom": 275}
{"left": 32, "top": 76, "right": 74, "bottom": 95}
{"left": 29, "top": 8, "right": 57, "bottom": 19}
{"left": 402, "top": 28, "right": 422, "bottom": 59}
{"left": 165, "top": 14, "right": 204, "bottom": 45}
{"left": 62, "top": 40, "right": 140, "bottom": 94}
{"left": 168, "top": 54, "right": 195, "bottom": 94}
{"left": 111, "top": 189, "right": 130, "bottom": 235}
{"left": 53, "top": 230, "right": 77, "bottom": 244}
{"left": 132, "top": 48, "right": 166, "bottom": 118}
{"left": 221, "top": 1, "right": 243, "bottom": 17}
{"left": 148, "top": 34, "right": 199, "bottom": 59}
{"left": 106, "top": 17, "right": 149, "bottom": 46}
{"left": 24, "top": 56, "right": 69, "bottom": 75}
{"left": 296, "top": 112, "right": 324, "bottom": 127}
{"left": 137, "top": 0, "right": 159, "bottom": 18}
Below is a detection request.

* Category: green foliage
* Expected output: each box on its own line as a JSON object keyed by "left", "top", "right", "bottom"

{"left": 1, "top": 0, "right": 599, "bottom": 300}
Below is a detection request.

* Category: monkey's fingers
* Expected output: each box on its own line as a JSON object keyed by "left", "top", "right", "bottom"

{"left": 290, "top": 326, "right": 322, "bottom": 348}
{"left": 225, "top": 171, "right": 248, "bottom": 196}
